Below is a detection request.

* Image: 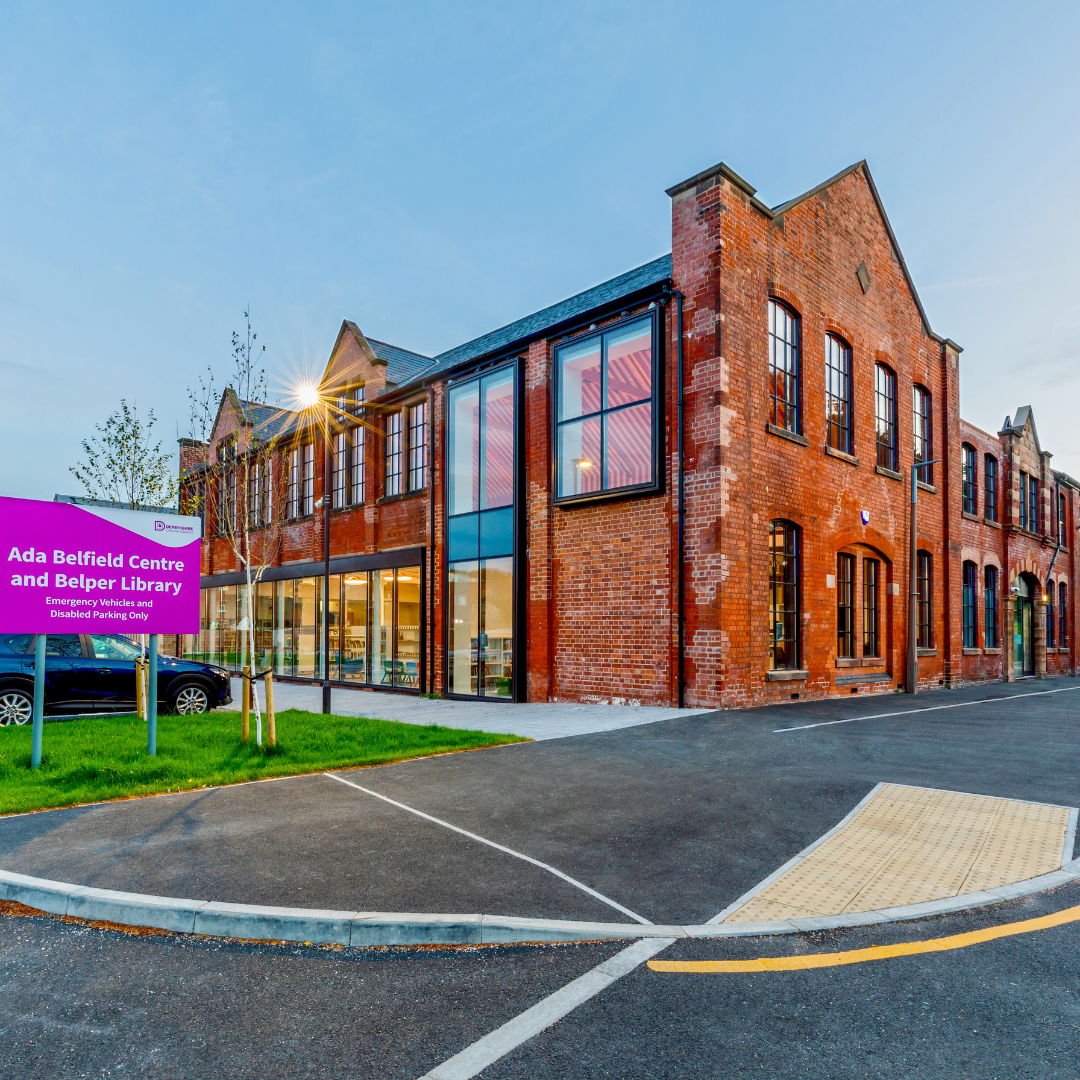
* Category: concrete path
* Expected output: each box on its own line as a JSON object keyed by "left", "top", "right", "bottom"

{"left": 222, "top": 677, "right": 714, "bottom": 740}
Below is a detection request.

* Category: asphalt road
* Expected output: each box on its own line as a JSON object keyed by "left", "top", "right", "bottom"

{"left": 2, "top": 678, "right": 1079, "bottom": 1077}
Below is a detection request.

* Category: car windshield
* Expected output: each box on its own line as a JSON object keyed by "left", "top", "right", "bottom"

{"left": 89, "top": 635, "right": 144, "bottom": 661}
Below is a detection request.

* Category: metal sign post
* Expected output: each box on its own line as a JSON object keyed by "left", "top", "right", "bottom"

{"left": 148, "top": 634, "right": 159, "bottom": 756}
{"left": 31, "top": 633, "right": 45, "bottom": 769}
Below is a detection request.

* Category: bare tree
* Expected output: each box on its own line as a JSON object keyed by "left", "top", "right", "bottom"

{"left": 70, "top": 400, "right": 179, "bottom": 510}
{"left": 183, "top": 310, "right": 289, "bottom": 745}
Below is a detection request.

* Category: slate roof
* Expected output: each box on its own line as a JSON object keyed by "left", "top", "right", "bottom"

{"left": 367, "top": 338, "right": 435, "bottom": 384}
{"left": 241, "top": 400, "right": 301, "bottom": 440}
{"left": 396, "top": 254, "right": 672, "bottom": 390}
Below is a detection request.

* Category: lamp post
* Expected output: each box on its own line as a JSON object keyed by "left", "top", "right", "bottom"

{"left": 906, "top": 457, "right": 941, "bottom": 694}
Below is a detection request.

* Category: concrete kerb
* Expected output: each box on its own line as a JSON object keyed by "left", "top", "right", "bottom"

{"left": 3, "top": 861, "right": 1080, "bottom": 946}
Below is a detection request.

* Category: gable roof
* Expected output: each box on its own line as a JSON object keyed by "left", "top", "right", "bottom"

{"left": 395, "top": 254, "right": 672, "bottom": 391}
{"left": 667, "top": 159, "right": 959, "bottom": 350}
{"left": 321, "top": 320, "right": 434, "bottom": 389}
{"left": 1001, "top": 405, "right": 1044, "bottom": 455}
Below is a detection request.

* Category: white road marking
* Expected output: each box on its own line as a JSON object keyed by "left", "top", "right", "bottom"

{"left": 772, "top": 685, "right": 1080, "bottom": 733}
{"left": 324, "top": 771, "right": 650, "bottom": 924}
{"left": 416, "top": 936, "right": 676, "bottom": 1080}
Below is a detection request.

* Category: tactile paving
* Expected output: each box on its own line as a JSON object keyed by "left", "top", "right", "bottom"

{"left": 725, "top": 784, "right": 1072, "bottom": 922}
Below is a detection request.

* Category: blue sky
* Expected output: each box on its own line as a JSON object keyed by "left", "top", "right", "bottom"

{"left": 3, "top": 0, "right": 1079, "bottom": 497}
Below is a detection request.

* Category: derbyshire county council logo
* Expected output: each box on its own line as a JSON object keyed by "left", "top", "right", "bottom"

{"left": 154, "top": 520, "right": 165, "bottom": 531}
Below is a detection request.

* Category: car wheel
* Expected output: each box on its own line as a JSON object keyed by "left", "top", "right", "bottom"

{"left": 0, "top": 689, "right": 33, "bottom": 726}
{"left": 171, "top": 682, "right": 211, "bottom": 715}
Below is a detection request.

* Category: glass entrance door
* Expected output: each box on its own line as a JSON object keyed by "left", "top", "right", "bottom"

{"left": 1013, "top": 577, "right": 1034, "bottom": 676}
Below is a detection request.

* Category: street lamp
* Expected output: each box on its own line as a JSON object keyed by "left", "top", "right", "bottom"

{"left": 906, "top": 457, "right": 941, "bottom": 694}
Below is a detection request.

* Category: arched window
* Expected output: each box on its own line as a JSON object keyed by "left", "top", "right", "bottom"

{"left": 913, "top": 385, "right": 933, "bottom": 484}
{"left": 917, "top": 550, "right": 933, "bottom": 648}
{"left": 962, "top": 561, "right": 978, "bottom": 648}
{"left": 768, "top": 300, "right": 800, "bottom": 434}
{"left": 837, "top": 552, "right": 854, "bottom": 658}
{"left": 984, "top": 455, "right": 998, "bottom": 522}
{"left": 875, "top": 364, "right": 897, "bottom": 471}
{"left": 1060, "top": 582, "right": 1068, "bottom": 648}
{"left": 825, "top": 335, "right": 852, "bottom": 453}
{"left": 769, "top": 520, "right": 800, "bottom": 670}
{"left": 984, "top": 566, "right": 999, "bottom": 648}
{"left": 961, "top": 445, "right": 977, "bottom": 515}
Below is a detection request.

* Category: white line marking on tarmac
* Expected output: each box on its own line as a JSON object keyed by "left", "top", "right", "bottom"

{"left": 324, "top": 771, "right": 651, "bottom": 925}
{"left": 416, "top": 936, "right": 676, "bottom": 1080}
{"left": 773, "top": 685, "right": 1080, "bottom": 732}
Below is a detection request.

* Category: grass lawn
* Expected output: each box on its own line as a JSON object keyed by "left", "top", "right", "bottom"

{"left": 0, "top": 709, "right": 528, "bottom": 816}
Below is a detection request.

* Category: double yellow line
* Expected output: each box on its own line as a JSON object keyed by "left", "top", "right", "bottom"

{"left": 648, "top": 903, "right": 1080, "bottom": 973}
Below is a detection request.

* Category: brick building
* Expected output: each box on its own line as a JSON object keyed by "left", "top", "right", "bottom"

{"left": 179, "top": 159, "right": 1078, "bottom": 707}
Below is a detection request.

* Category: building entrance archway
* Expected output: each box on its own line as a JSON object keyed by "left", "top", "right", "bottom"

{"left": 1013, "top": 573, "right": 1038, "bottom": 677}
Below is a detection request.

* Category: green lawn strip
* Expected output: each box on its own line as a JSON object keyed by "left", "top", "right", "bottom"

{"left": 0, "top": 709, "right": 528, "bottom": 816}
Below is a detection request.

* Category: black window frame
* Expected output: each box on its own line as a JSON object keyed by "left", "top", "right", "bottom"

{"left": 408, "top": 401, "right": 429, "bottom": 492}
{"left": 1058, "top": 489, "right": 1067, "bottom": 544}
{"left": 769, "top": 300, "right": 800, "bottom": 434}
{"left": 875, "top": 364, "right": 897, "bottom": 472}
{"left": 825, "top": 334, "right": 852, "bottom": 454}
{"left": 985, "top": 565, "right": 998, "bottom": 648}
{"left": 1029, "top": 474, "right": 1039, "bottom": 533}
{"left": 287, "top": 447, "right": 300, "bottom": 520}
{"left": 769, "top": 519, "right": 801, "bottom": 671}
{"left": 863, "top": 557, "right": 880, "bottom": 657}
{"left": 837, "top": 552, "right": 855, "bottom": 658}
{"left": 332, "top": 430, "right": 348, "bottom": 509}
{"left": 961, "top": 444, "right": 977, "bottom": 515}
{"left": 984, "top": 456, "right": 998, "bottom": 522}
{"left": 913, "top": 385, "right": 933, "bottom": 485}
{"left": 384, "top": 412, "right": 403, "bottom": 497}
{"left": 962, "top": 560, "right": 978, "bottom": 648}
{"left": 350, "top": 425, "right": 365, "bottom": 506}
{"left": 1059, "top": 582, "right": 1068, "bottom": 648}
{"left": 917, "top": 550, "right": 933, "bottom": 649}
{"left": 1048, "top": 584, "right": 1056, "bottom": 649}
{"left": 552, "top": 309, "right": 661, "bottom": 507}
{"left": 301, "top": 442, "right": 315, "bottom": 517}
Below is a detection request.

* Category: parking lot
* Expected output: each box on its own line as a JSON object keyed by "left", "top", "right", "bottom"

{"left": 2, "top": 679, "right": 1079, "bottom": 1077}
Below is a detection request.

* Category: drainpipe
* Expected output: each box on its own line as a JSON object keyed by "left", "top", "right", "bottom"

{"left": 674, "top": 288, "right": 686, "bottom": 708}
{"left": 428, "top": 385, "right": 436, "bottom": 695}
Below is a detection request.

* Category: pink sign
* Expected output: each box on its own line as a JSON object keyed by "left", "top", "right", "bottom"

{"left": 1, "top": 497, "right": 201, "bottom": 634}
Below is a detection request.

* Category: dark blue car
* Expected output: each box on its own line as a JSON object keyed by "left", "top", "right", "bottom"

{"left": 0, "top": 633, "right": 233, "bottom": 726}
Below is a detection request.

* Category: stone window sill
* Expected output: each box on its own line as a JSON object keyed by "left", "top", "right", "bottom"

{"left": 983, "top": 517, "right": 1002, "bottom": 529}
{"left": 378, "top": 487, "right": 428, "bottom": 506}
{"left": 875, "top": 465, "right": 903, "bottom": 482}
{"left": 983, "top": 647, "right": 1002, "bottom": 655}
{"left": 861, "top": 657, "right": 886, "bottom": 667}
{"left": 963, "top": 647, "right": 982, "bottom": 656}
{"left": 766, "top": 423, "right": 809, "bottom": 447}
{"left": 962, "top": 510, "right": 981, "bottom": 523}
{"left": 824, "top": 445, "right": 859, "bottom": 466}
{"left": 835, "top": 657, "right": 861, "bottom": 668}
{"left": 917, "top": 647, "right": 937, "bottom": 657}
{"left": 766, "top": 668, "right": 809, "bottom": 682}
{"left": 917, "top": 480, "right": 937, "bottom": 494}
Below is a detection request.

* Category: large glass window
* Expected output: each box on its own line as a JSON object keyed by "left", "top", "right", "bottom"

{"left": 1058, "top": 489, "right": 1067, "bottom": 544}
{"left": 962, "top": 561, "right": 977, "bottom": 648}
{"left": 985, "top": 566, "right": 998, "bottom": 648}
{"left": 350, "top": 427, "right": 365, "bottom": 505}
{"left": 1019, "top": 472, "right": 1028, "bottom": 529}
{"left": 1048, "top": 584, "right": 1056, "bottom": 649}
{"left": 917, "top": 551, "right": 932, "bottom": 649}
{"left": 556, "top": 316, "right": 655, "bottom": 499}
{"left": 863, "top": 558, "right": 880, "bottom": 657}
{"left": 385, "top": 413, "right": 403, "bottom": 497}
{"left": 875, "top": 365, "right": 897, "bottom": 471}
{"left": 447, "top": 364, "right": 516, "bottom": 698}
{"left": 984, "top": 456, "right": 998, "bottom": 522}
{"left": 332, "top": 432, "right": 348, "bottom": 509}
{"left": 768, "top": 301, "right": 800, "bottom": 434}
{"left": 913, "top": 386, "right": 932, "bottom": 484}
{"left": 408, "top": 402, "right": 429, "bottom": 491}
{"left": 837, "top": 553, "right": 854, "bottom": 658}
{"left": 1029, "top": 474, "right": 1039, "bottom": 533}
{"left": 769, "top": 520, "right": 800, "bottom": 670}
{"left": 825, "top": 335, "right": 852, "bottom": 453}
{"left": 288, "top": 448, "right": 300, "bottom": 519}
{"left": 301, "top": 443, "right": 314, "bottom": 516}
{"left": 962, "top": 444, "right": 976, "bottom": 514}
{"left": 1059, "top": 582, "right": 1068, "bottom": 648}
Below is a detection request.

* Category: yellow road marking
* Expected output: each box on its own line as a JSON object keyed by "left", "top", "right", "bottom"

{"left": 648, "top": 903, "right": 1080, "bottom": 973}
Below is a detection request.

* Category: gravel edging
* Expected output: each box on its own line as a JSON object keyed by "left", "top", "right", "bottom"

{"left": 3, "top": 862, "right": 1079, "bottom": 946}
